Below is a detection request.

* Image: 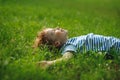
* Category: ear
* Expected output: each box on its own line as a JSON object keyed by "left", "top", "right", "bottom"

{"left": 54, "top": 41, "right": 60, "bottom": 47}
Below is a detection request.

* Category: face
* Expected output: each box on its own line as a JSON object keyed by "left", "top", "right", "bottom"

{"left": 44, "top": 28, "right": 68, "bottom": 44}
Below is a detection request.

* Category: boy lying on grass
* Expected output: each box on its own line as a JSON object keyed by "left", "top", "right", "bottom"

{"left": 33, "top": 27, "right": 120, "bottom": 68}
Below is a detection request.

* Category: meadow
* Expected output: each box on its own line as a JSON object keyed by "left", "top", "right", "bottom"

{"left": 0, "top": 0, "right": 120, "bottom": 80}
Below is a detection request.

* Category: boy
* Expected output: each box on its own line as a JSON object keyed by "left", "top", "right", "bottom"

{"left": 33, "top": 27, "right": 120, "bottom": 68}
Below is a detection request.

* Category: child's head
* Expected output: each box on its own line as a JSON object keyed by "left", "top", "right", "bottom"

{"left": 33, "top": 27, "right": 68, "bottom": 48}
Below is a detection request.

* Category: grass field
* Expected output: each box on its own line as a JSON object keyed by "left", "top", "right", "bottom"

{"left": 0, "top": 0, "right": 120, "bottom": 80}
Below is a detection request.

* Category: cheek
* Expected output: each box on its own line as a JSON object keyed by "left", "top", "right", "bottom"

{"left": 56, "top": 32, "right": 61, "bottom": 36}
{"left": 55, "top": 31, "right": 61, "bottom": 36}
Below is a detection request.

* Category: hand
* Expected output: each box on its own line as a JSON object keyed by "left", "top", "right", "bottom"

{"left": 37, "top": 61, "right": 53, "bottom": 69}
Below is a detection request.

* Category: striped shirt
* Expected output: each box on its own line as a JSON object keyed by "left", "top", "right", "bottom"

{"left": 60, "top": 33, "right": 120, "bottom": 55}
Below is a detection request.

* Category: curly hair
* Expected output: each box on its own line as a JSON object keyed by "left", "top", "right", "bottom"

{"left": 33, "top": 29, "right": 54, "bottom": 48}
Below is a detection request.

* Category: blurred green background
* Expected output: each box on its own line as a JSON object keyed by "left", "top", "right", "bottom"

{"left": 0, "top": 0, "right": 120, "bottom": 80}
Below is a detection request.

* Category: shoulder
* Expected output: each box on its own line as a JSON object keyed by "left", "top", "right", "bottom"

{"left": 60, "top": 44, "right": 77, "bottom": 55}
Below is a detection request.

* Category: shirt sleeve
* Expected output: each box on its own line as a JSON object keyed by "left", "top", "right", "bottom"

{"left": 61, "top": 44, "right": 77, "bottom": 55}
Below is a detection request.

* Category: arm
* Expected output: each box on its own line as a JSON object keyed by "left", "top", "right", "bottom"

{"left": 51, "top": 51, "right": 73, "bottom": 63}
{"left": 37, "top": 52, "right": 73, "bottom": 68}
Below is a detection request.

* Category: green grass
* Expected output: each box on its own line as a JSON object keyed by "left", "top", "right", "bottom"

{"left": 0, "top": 0, "right": 120, "bottom": 80}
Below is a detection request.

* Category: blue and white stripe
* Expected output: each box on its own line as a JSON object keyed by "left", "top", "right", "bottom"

{"left": 61, "top": 33, "right": 120, "bottom": 54}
